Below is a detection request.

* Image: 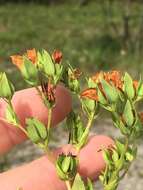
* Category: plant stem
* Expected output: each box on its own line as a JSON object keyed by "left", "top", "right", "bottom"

{"left": 0, "top": 117, "right": 28, "bottom": 136}
{"left": 65, "top": 181, "right": 71, "bottom": 190}
{"left": 47, "top": 108, "right": 52, "bottom": 140}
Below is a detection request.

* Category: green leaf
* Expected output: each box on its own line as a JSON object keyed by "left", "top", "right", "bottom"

{"left": 81, "top": 98, "right": 96, "bottom": 114}
{"left": 26, "top": 118, "right": 47, "bottom": 140}
{"left": 112, "top": 150, "right": 119, "bottom": 162}
{"left": 123, "top": 100, "right": 134, "bottom": 127}
{"left": 125, "top": 152, "right": 134, "bottom": 162}
{"left": 103, "top": 150, "right": 111, "bottom": 165}
{"left": 27, "top": 125, "right": 40, "bottom": 143}
{"left": 88, "top": 78, "right": 97, "bottom": 88}
{"left": 124, "top": 72, "right": 135, "bottom": 100}
{"left": 62, "top": 156, "right": 71, "bottom": 173}
{"left": 137, "top": 83, "right": 143, "bottom": 97}
{"left": 5, "top": 104, "right": 19, "bottom": 125}
{"left": 101, "top": 79, "right": 118, "bottom": 103}
{"left": 72, "top": 174, "right": 85, "bottom": 190}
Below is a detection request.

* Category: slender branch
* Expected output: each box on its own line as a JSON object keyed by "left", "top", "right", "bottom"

{"left": 47, "top": 108, "right": 52, "bottom": 141}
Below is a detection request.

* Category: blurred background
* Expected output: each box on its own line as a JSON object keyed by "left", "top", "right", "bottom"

{"left": 0, "top": 0, "right": 143, "bottom": 189}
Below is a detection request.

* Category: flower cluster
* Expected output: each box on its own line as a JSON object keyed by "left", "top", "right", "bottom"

{"left": 0, "top": 48, "right": 142, "bottom": 190}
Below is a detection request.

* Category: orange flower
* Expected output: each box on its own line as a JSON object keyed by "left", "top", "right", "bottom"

{"left": 109, "top": 70, "right": 123, "bottom": 89}
{"left": 10, "top": 55, "right": 23, "bottom": 69}
{"left": 11, "top": 49, "right": 37, "bottom": 69}
{"left": 52, "top": 50, "right": 62, "bottom": 64}
{"left": 80, "top": 88, "right": 98, "bottom": 101}
{"left": 26, "top": 49, "right": 37, "bottom": 64}
{"left": 91, "top": 70, "right": 123, "bottom": 90}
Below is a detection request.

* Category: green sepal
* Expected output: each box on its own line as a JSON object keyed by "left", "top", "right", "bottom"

{"left": 101, "top": 79, "right": 118, "bottom": 103}
{"left": 137, "top": 82, "right": 143, "bottom": 97}
{"left": 72, "top": 173, "right": 85, "bottom": 190}
{"left": 66, "top": 112, "right": 85, "bottom": 144}
{"left": 22, "top": 57, "right": 38, "bottom": 86}
{"left": 37, "top": 49, "right": 55, "bottom": 76}
{"left": 86, "top": 178, "right": 94, "bottom": 190}
{"left": 104, "top": 179, "right": 118, "bottom": 190}
{"left": 97, "top": 87, "right": 107, "bottom": 105}
{"left": 87, "top": 77, "right": 97, "bottom": 88}
{"left": 53, "top": 64, "right": 63, "bottom": 84}
{"left": 115, "top": 140, "right": 125, "bottom": 155}
{"left": 103, "top": 149, "right": 112, "bottom": 165}
{"left": 56, "top": 154, "right": 77, "bottom": 181}
{"left": 5, "top": 104, "right": 19, "bottom": 125}
{"left": 125, "top": 152, "right": 134, "bottom": 162}
{"left": 112, "top": 149, "right": 119, "bottom": 162}
{"left": 81, "top": 98, "right": 96, "bottom": 116}
{"left": 123, "top": 72, "right": 135, "bottom": 100}
{"left": 123, "top": 100, "right": 134, "bottom": 127}
{"left": 0, "top": 72, "right": 15, "bottom": 99}
{"left": 119, "top": 120, "right": 130, "bottom": 135}
{"left": 62, "top": 156, "right": 72, "bottom": 173}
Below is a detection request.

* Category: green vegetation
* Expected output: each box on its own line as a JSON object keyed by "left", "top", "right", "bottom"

{"left": 0, "top": 1, "right": 143, "bottom": 89}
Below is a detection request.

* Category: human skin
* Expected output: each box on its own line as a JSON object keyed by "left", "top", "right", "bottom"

{"left": 0, "top": 86, "right": 114, "bottom": 190}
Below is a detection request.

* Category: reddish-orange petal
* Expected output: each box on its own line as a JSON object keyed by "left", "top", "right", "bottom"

{"left": 10, "top": 55, "right": 23, "bottom": 69}
{"left": 80, "top": 88, "right": 98, "bottom": 101}
{"left": 52, "top": 50, "right": 62, "bottom": 64}
{"left": 133, "top": 80, "right": 138, "bottom": 89}
{"left": 27, "top": 49, "right": 37, "bottom": 64}
{"left": 91, "top": 72, "right": 103, "bottom": 83}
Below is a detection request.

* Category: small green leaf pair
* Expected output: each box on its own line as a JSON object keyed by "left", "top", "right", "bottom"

{"left": 26, "top": 118, "right": 47, "bottom": 144}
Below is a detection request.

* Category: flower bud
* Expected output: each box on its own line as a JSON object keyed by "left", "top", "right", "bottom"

{"left": 56, "top": 153, "right": 78, "bottom": 181}
{"left": 0, "top": 72, "right": 15, "bottom": 99}
{"left": 52, "top": 50, "right": 62, "bottom": 64}
{"left": 123, "top": 100, "right": 134, "bottom": 127}
{"left": 123, "top": 73, "right": 135, "bottom": 100}
{"left": 37, "top": 49, "right": 55, "bottom": 76}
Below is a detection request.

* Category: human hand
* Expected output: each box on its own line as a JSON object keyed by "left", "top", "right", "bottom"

{"left": 0, "top": 85, "right": 113, "bottom": 190}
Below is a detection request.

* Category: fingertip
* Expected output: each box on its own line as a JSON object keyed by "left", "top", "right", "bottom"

{"left": 78, "top": 135, "right": 114, "bottom": 180}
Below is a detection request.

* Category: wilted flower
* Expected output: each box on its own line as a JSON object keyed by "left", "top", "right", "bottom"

{"left": 52, "top": 50, "right": 62, "bottom": 64}
{"left": 70, "top": 68, "right": 82, "bottom": 80}
{"left": 11, "top": 48, "right": 37, "bottom": 69}
{"left": 80, "top": 88, "right": 98, "bottom": 101}
{"left": 91, "top": 70, "right": 123, "bottom": 90}
{"left": 41, "top": 81, "right": 56, "bottom": 104}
